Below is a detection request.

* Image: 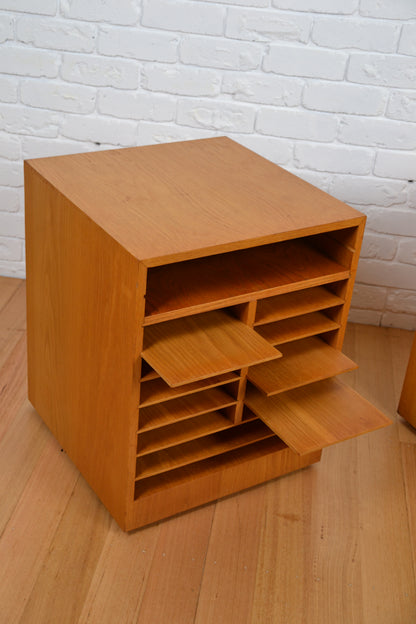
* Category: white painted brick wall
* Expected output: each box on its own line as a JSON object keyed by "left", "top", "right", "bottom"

{"left": 0, "top": 1, "right": 415, "bottom": 328}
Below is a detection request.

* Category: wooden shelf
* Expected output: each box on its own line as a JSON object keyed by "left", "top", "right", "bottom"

{"left": 256, "top": 311, "right": 340, "bottom": 346}
{"left": 254, "top": 285, "right": 344, "bottom": 326}
{"left": 144, "top": 239, "right": 350, "bottom": 324}
{"left": 137, "top": 410, "right": 234, "bottom": 456}
{"left": 139, "top": 372, "right": 239, "bottom": 407}
{"left": 135, "top": 420, "right": 275, "bottom": 480}
{"left": 138, "top": 387, "right": 237, "bottom": 431}
{"left": 247, "top": 336, "right": 358, "bottom": 396}
{"left": 245, "top": 377, "right": 391, "bottom": 455}
{"left": 142, "top": 309, "right": 281, "bottom": 387}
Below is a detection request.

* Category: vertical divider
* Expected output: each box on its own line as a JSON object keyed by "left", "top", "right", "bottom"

{"left": 231, "top": 300, "right": 258, "bottom": 424}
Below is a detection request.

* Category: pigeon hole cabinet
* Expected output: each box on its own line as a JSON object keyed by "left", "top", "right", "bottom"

{"left": 24, "top": 137, "right": 390, "bottom": 531}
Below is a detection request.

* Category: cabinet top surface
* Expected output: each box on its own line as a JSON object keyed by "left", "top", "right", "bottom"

{"left": 26, "top": 137, "right": 364, "bottom": 265}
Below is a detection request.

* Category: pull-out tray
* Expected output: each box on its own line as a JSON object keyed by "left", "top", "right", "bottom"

{"left": 142, "top": 309, "right": 281, "bottom": 387}
{"left": 245, "top": 377, "right": 391, "bottom": 455}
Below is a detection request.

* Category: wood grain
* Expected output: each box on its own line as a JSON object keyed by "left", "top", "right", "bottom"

{"left": 254, "top": 284, "right": 344, "bottom": 326}
{"left": 139, "top": 372, "right": 239, "bottom": 407}
{"left": 245, "top": 377, "right": 391, "bottom": 455}
{"left": 142, "top": 310, "right": 281, "bottom": 387}
{"left": 398, "top": 332, "right": 416, "bottom": 427}
{"left": 27, "top": 137, "right": 364, "bottom": 267}
{"left": 247, "top": 336, "right": 358, "bottom": 396}
{"left": 2, "top": 279, "right": 415, "bottom": 621}
{"left": 144, "top": 239, "right": 350, "bottom": 323}
{"left": 256, "top": 310, "right": 340, "bottom": 346}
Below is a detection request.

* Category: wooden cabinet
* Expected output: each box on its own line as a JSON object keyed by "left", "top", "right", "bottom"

{"left": 24, "top": 137, "right": 390, "bottom": 531}
{"left": 398, "top": 332, "right": 416, "bottom": 427}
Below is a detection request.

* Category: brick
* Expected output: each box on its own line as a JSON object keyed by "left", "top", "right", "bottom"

{"left": 304, "top": 82, "right": 386, "bottom": 115}
{"left": 225, "top": 8, "right": 310, "bottom": 42}
{"left": 0, "top": 161, "right": 23, "bottom": 187}
{"left": 22, "top": 136, "right": 92, "bottom": 159}
{"left": 0, "top": 187, "right": 20, "bottom": 212}
{"left": 368, "top": 209, "right": 416, "bottom": 236}
{"left": 0, "top": 0, "right": 56, "bottom": 15}
{"left": 339, "top": 117, "right": 416, "bottom": 150}
{"left": 61, "top": 53, "right": 139, "bottom": 89}
{"left": 0, "top": 260, "right": 25, "bottom": 278}
{"left": 264, "top": 44, "right": 347, "bottom": 80}
{"left": 21, "top": 80, "right": 95, "bottom": 114}
{"left": 0, "top": 236, "right": 22, "bottom": 261}
{"left": 272, "top": 0, "right": 357, "bottom": 13}
{"left": 61, "top": 0, "right": 139, "bottom": 26}
{"left": 312, "top": 17, "right": 399, "bottom": 52}
{"left": 142, "top": 0, "right": 225, "bottom": 36}
{"left": 409, "top": 184, "right": 416, "bottom": 208}
{"left": 348, "top": 308, "right": 382, "bottom": 325}
{"left": 142, "top": 65, "right": 221, "bottom": 96}
{"left": 360, "top": 0, "right": 416, "bottom": 19}
{"left": 99, "top": 26, "right": 178, "bottom": 63}
{"left": 257, "top": 108, "right": 337, "bottom": 142}
{"left": 0, "top": 104, "right": 60, "bottom": 137}
{"left": 374, "top": 151, "right": 416, "bottom": 181}
{"left": 194, "top": 0, "right": 268, "bottom": 5}
{"left": 138, "top": 121, "right": 214, "bottom": 146}
{"left": 357, "top": 259, "right": 416, "bottom": 290}
{"left": 0, "top": 15, "right": 13, "bottom": 43}
{"left": 350, "top": 283, "right": 387, "bottom": 310}
{"left": 0, "top": 77, "right": 18, "bottom": 104}
{"left": 180, "top": 35, "right": 262, "bottom": 70}
{"left": 61, "top": 115, "right": 137, "bottom": 146}
{"left": 348, "top": 53, "right": 416, "bottom": 89}
{"left": 382, "top": 311, "right": 416, "bottom": 330}
{"left": 233, "top": 134, "right": 293, "bottom": 165}
{"left": 294, "top": 143, "right": 373, "bottom": 175}
{"left": 399, "top": 23, "right": 416, "bottom": 56}
{"left": 397, "top": 239, "right": 416, "bottom": 265}
{"left": 222, "top": 72, "right": 302, "bottom": 106}
{"left": 177, "top": 98, "right": 255, "bottom": 133}
{"left": 0, "top": 47, "right": 59, "bottom": 78}
{"left": 329, "top": 175, "right": 407, "bottom": 206}
{"left": 387, "top": 91, "right": 416, "bottom": 123}
{"left": 98, "top": 89, "right": 176, "bottom": 122}
{"left": 360, "top": 233, "right": 397, "bottom": 261}
{"left": 386, "top": 289, "right": 416, "bottom": 314}
{"left": 289, "top": 168, "right": 332, "bottom": 191}
{"left": 0, "top": 133, "right": 20, "bottom": 160}
{"left": 0, "top": 212, "right": 24, "bottom": 238}
{"left": 17, "top": 16, "right": 96, "bottom": 53}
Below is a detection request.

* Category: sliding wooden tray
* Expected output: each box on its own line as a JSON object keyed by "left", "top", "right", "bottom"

{"left": 246, "top": 377, "right": 391, "bottom": 455}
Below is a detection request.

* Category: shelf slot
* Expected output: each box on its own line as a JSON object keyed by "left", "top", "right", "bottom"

{"left": 138, "top": 387, "right": 237, "bottom": 431}
{"left": 142, "top": 309, "right": 281, "bottom": 388}
{"left": 245, "top": 377, "right": 391, "bottom": 455}
{"left": 144, "top": 238, "right": 350, "bottom": 324}
{"left": 247, "top": 336, "right": 358, "bottom": 396}
{"left": 256, "top": 311, "right": 340, "bottom": 346}
{"left": 135, "top": 420, "right": 275, "bottom": 480}
{"left": 139, "top": 372, "right": 239, "bottom": 407}
{"left": 137, "top": 409, "right": 235, "bottom": 456}
{"left": 254, "top": 285, "right": 344, "bottom": 326}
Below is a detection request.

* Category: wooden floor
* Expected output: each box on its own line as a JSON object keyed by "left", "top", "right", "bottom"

{"left": 1, "top": 276, "right": 415, "bottom": 624}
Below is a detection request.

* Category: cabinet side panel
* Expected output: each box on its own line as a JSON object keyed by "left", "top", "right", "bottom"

{"left": 398, "top": 332, "right": 416, "bottom": 427}
{"left": 25, "top": 163, "right": 142, "bottom": 528}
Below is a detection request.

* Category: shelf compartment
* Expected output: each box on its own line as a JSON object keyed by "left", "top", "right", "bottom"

{"left": 245, "top": 377, "right": 391, "bottom": 455}
{"left": 138, "top": 387, "right": 237, "bottom": 432}
{"left": 135, "top": 420, "right": 275, "bottom": 480}
{"left": 256, "top": 311, "right": 340, "bottom": 346}
{"left": 254, "top": 285, "right": 344, "bottom": 326}
{"left": 142, "top": 309, "right": 281, "bottom": 387}
{"left": 144, "top": 238, "right": 350, "bottom": 324}
{"left": 137, "top": 409, "right": 235, "bottom": 456}
{"left": 139, "top": 372, "right": 239, "bottom": 407}
{"left": 247, "top": 336, "right": 358, "bottom": 396}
